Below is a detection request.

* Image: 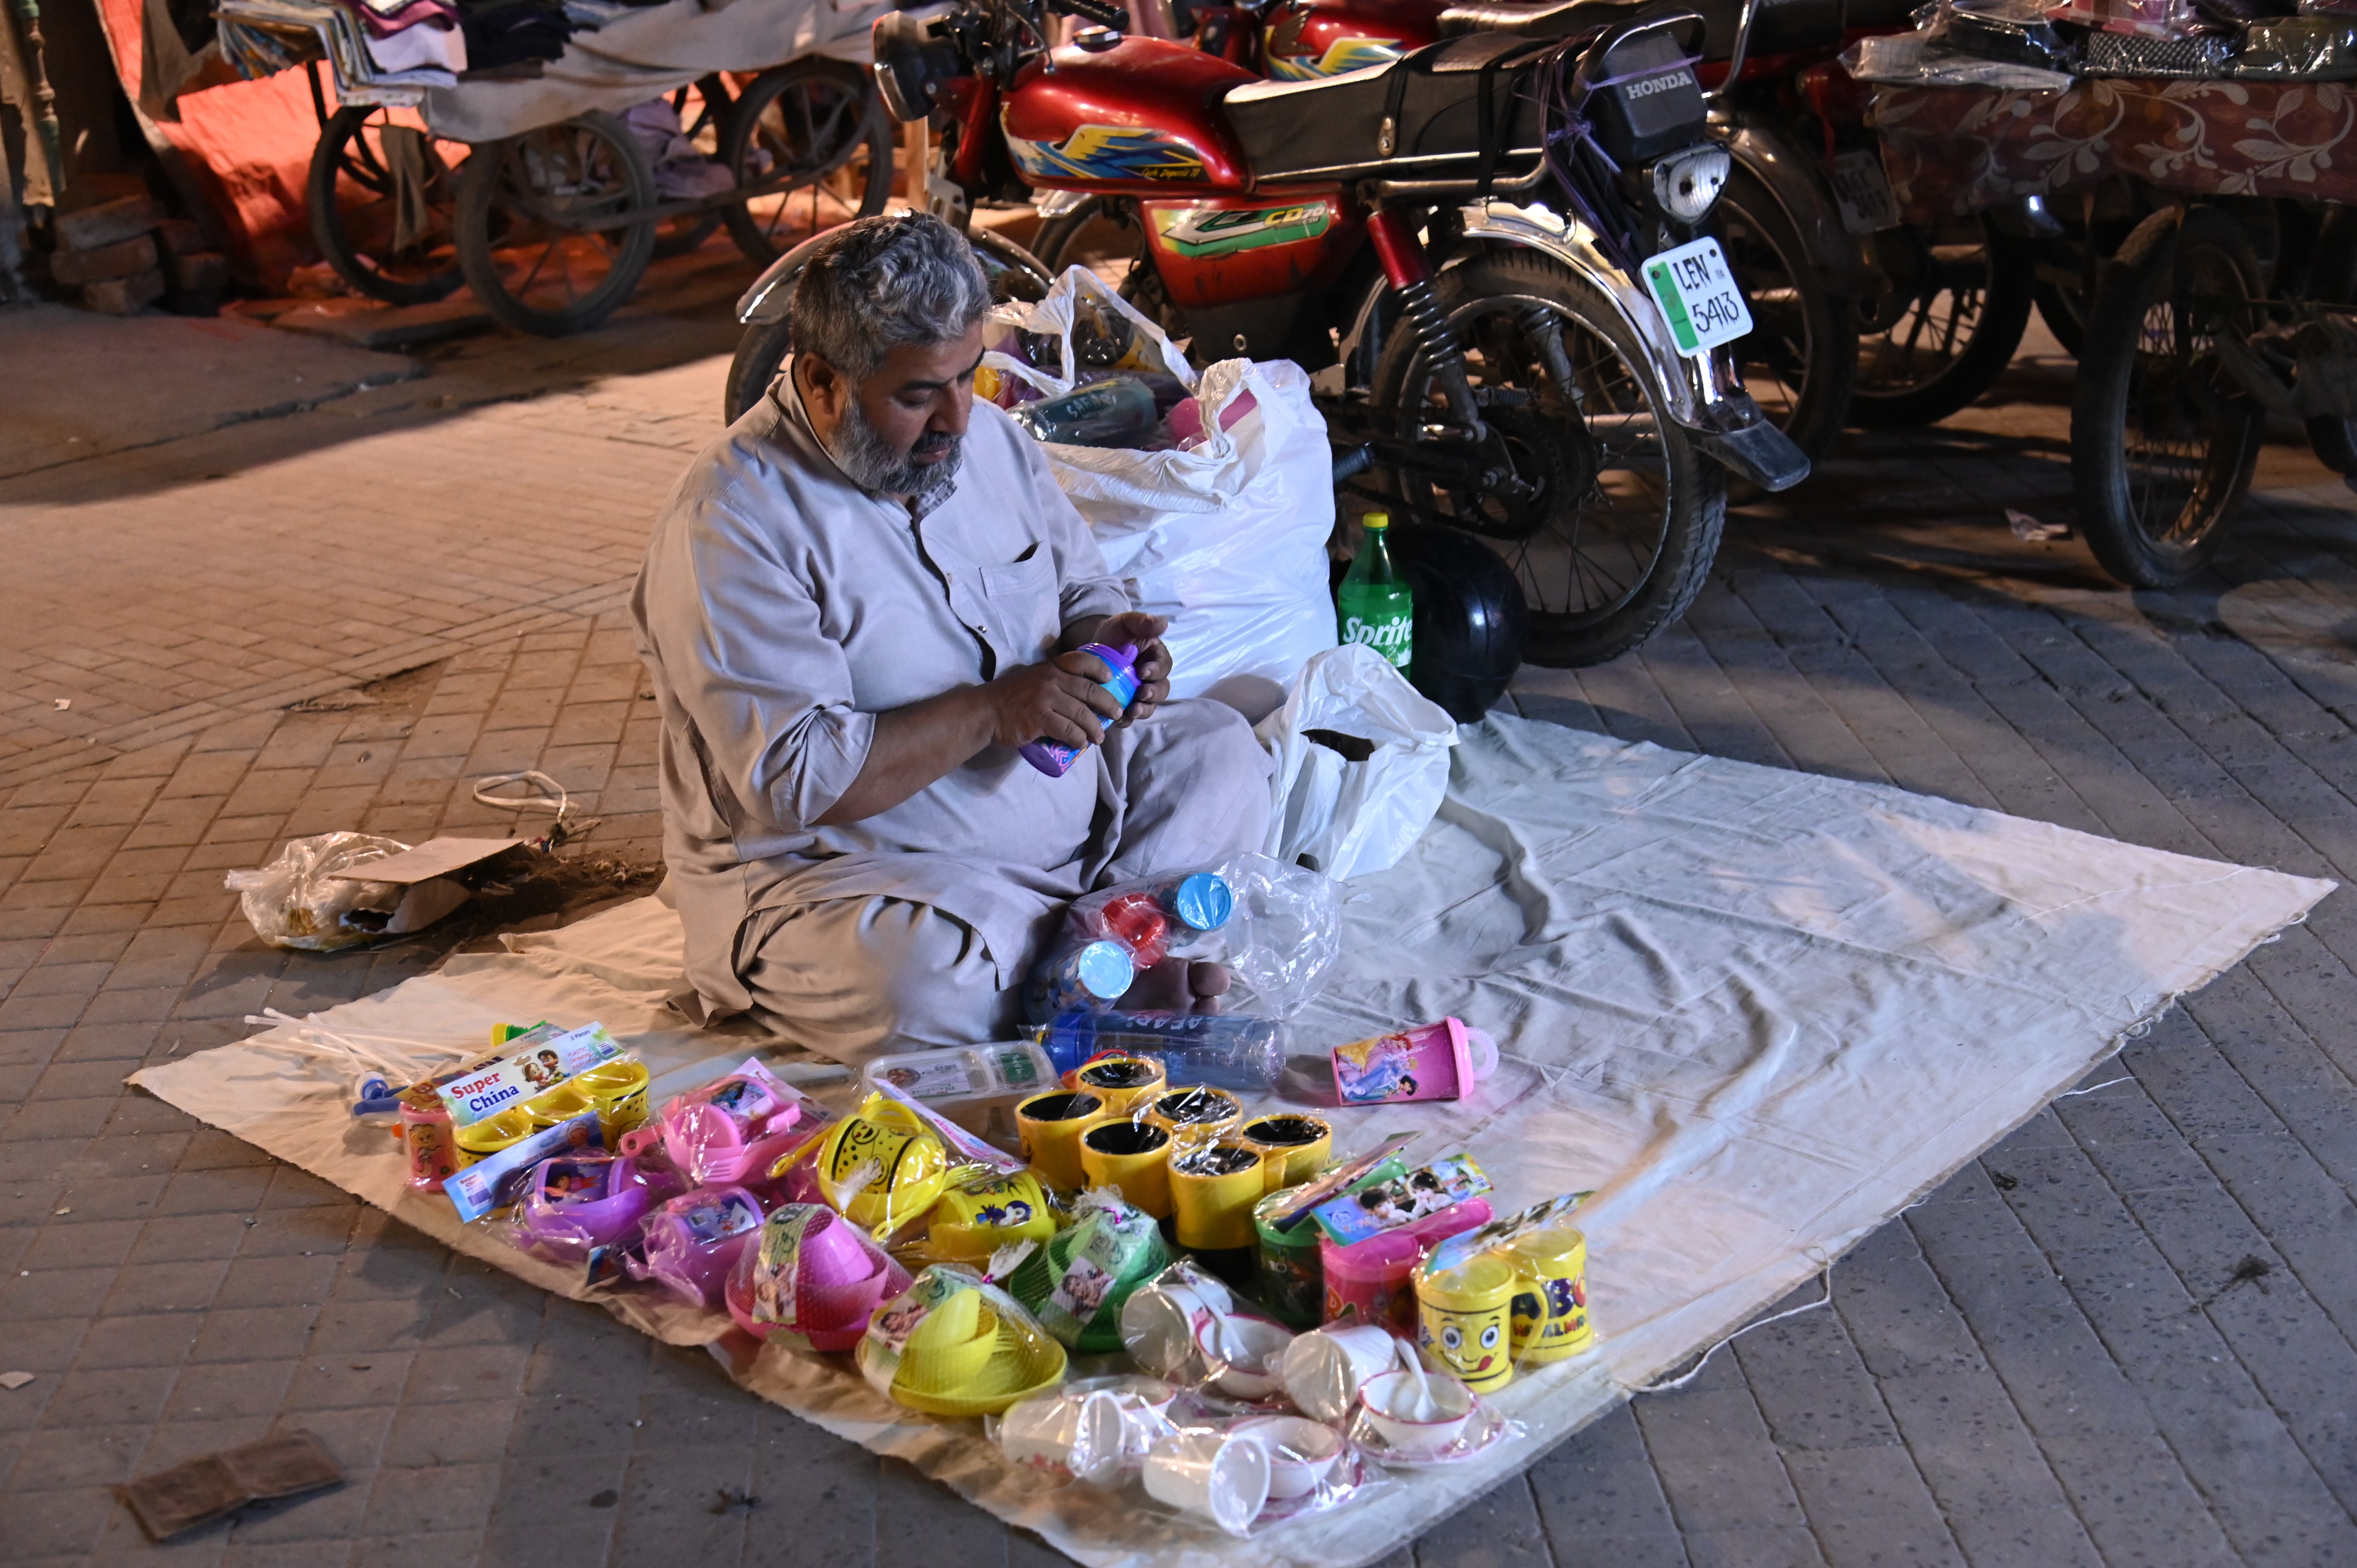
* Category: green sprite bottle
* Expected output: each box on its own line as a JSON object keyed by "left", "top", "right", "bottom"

{"left": 1338, "top": 512, "right": 1414, "bottom": 675}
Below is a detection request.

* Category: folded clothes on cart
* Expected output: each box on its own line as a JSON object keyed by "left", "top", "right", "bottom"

{"left": 216, "top": 0, "right": 579, "bottom": 99}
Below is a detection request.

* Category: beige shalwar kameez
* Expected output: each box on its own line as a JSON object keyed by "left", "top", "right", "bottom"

{"left": 631, "top": 368, "right": 1273, "bottom": 1062}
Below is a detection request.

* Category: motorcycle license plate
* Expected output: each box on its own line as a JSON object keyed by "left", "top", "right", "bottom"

{"left": 1642, "top": 238, "right": 1753, "bottom": 356}
{"left": 1829, "top": 150, "right": 1900, "bottom": 234}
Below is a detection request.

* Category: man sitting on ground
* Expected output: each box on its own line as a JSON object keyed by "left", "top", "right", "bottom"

{"left": 632, "top": 214, "right": 1272, "bottom": 1063}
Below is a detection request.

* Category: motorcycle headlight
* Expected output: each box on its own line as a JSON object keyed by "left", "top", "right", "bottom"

{"left": 1650, "top": 145, "right": 1730, "bottom": 224}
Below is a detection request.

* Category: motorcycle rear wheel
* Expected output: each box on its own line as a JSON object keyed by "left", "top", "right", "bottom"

{"left": 1715, "top": 166, "right": 1857, "bottom": 466}
{"left": 1372, "top": 248, "right": 1725, "bottom": 668}
{"left": 2069, "top": 205, "right": 2265, "bottom": 588}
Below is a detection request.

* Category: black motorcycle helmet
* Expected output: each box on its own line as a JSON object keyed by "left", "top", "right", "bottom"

{"left": 1334, "top": 523, "right": 1529, "bottom": 723}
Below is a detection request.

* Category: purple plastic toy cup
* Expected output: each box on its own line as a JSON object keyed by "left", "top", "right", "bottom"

{"left": 631, "top": 1187, "right": 765, "bottom": 1308}
{"left": 1018, "top": 643, "right": 1140, "bottom": 777}
{"left": 516, "top": 1154, "right": 666, "bottom": 1263}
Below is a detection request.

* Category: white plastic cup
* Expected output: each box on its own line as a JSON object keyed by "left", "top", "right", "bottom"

{"left": 1143, "top": 1429, "right": 1272, "bottom": 1536}
{"left": 1000, "top": 1389, "right": 1129, "bottom": 1483}
{"left": 1277, "top": 1322, "right": 1401, "bottom": 1424}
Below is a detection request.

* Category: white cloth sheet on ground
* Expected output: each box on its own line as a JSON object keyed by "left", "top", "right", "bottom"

{"left": 130, "top": 713, "right": 2333, "bottom": 1568}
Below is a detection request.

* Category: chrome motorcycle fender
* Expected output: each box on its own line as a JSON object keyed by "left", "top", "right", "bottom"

{"left": 1453, "top": 200, "right": 1809, "bottom": 493}
{"left": 735, "top": 233, "right": 831, "bottom": 326}
{"left": 1712, "top": 116, "right": 1880, "bottom": 298}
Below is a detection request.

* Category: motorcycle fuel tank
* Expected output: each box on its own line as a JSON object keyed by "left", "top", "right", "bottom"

{"left": 1140, "top": 192, "right": 1361, "bottom": 306}
{"left": 1000, "top": 37, "right": 1256, "bottom": 195}
{"left": 1263, "top": 0, "right": 1437, "bottom": 79}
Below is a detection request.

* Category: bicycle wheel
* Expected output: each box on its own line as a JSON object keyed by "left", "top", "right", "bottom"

{"left": 1372, "top": 247, "right": 1726, "bottom": 667}
{"left": 1715, "top": 166, "right": 1857, "bottom": 466}
{"left": 720, "top": 61, "right": 893, "bottom": 266}
{"left": 1851, "top": 216, "right": 2035, "bottom": 428}
{"left": 2071, "top": 205, "right": 2266, "bottom": 588}
{"left": 456, "top": 111, "right": 659, "bottom": 338}
{"left": 308, "top": 104, "right": 465, "bottom": 305}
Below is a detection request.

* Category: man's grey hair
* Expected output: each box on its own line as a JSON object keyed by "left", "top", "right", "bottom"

{"left": 789, "top": 213, "right": 993, "bottom": 380}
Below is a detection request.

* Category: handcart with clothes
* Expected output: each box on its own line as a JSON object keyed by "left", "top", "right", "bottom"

{"left": 214, "top": 0, "right": 898, "bottom": 332}
{"left": 1843, "top": 0, "right": 2357, "bottom": 587}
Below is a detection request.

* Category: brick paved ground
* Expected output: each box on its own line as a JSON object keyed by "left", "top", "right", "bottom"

{"left": 1, "top": 299, "right": 2353, "bottom": 1567}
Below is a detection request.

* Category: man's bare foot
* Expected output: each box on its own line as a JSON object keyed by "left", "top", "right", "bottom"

{"left": 1120, "top": 957, "right": 1232, "bottom": 1014}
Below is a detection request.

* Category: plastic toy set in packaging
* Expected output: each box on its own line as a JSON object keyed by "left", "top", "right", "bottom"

{"left": 356, "top": 997, "right": 1595, "bottom": 1543}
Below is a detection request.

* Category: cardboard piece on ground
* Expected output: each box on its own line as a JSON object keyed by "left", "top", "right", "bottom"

{"left": 328, "top": 836, "right": 524, "bottom": 936}
{"left": 116, "top": 1430, "right": 343, "bottom": 1540}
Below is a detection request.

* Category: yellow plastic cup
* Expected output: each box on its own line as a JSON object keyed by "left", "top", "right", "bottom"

{"left": 1016, "top": 1090, "right": 1108, "bottom": 1192}
{"left": 1240, "top": 1115, "right": 1332, "bottom": 1192}
{"left": 1069, "top": 1054, "right": 1165, "bottom": 1117}
{"left": 572, "top": 1057, "right": 650, "bottom": 1140}
{"left": 1080, "top": 1119, "right": 1173, "bottom": 1218}
{"left": 927, "top": 1169, "right": 1056, "bottom": 1261}
{"left": 452, "top": 1104, "right": 536, "bottom": 1167}
{"left": 1170, "top": 1141, "right": 1265, "bottom": 1250}
{"left": 523, "top": 1079, "right": 596, "bottom": 1130}
{"left": 1507, "top": 1229, "right": 1594, "bottom": 1363}
{"left": 1147, "top": 1086, "right": 1242, "bottom": 1148}
{"left": 1416, "top": 1252, "right": 1519, "bottom": 1393}
{"left": 898, "top": 1288, "right": 996, "bottom": 1394}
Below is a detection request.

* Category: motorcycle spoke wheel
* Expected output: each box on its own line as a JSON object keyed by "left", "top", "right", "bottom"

{"left": 1373, "top": 250, "right": 1723, "bottom": 668}
{"left": 721, "top": 62, "right": 892, "bottom": 265}
{"left": 1850, "top": 218, "right": 2034, "bottom": 429}
{"left": 2070, "top": 206, "right": 2264, "bottom": 587}
{"left": 309, "top": 105, "right": 467, "bottom": 305}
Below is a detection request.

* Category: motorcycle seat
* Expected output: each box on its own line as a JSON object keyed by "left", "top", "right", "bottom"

{"left": 1436, "top": 0, "right": 1843, "bottom": 63}
{"left": 1220, "top": 34, "right": 1550, "bottom": 185}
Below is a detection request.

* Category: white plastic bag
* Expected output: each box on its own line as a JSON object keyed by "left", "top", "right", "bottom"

{"left": 223, "top": 832, "right": 410, "bottom": 951}
{"left": 1253, "top": 645, "right": 1458, "bottom": 880}
{"left": 1052, "top": 358, "right": 1340, "bottom": 715}
{"left": 987, "top": 269, "right": 1339, "bottom": 715}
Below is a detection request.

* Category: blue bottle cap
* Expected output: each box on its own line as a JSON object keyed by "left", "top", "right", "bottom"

{"left": 1076, "top": 939, "right": 1134, "bottom": 1001}
{"left": 1170, "top": 872, "right": 1233, "bottom": 932}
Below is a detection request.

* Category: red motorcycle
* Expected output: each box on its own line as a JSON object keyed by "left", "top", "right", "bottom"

{"left": 730, "top": 0, "right": 1806, "bottom": 666}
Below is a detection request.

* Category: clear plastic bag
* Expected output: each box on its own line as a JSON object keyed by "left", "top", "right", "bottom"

{"left": 991, "top": 1375, "right": 1183, "bottom": 1482}
{"left": 627, "top": 1186, "right": 766, "bottom": 1308}
{"left": 1139, "top": 1413, "right": 1389, "bottom": 1536}
{"left": 505, "top": 1152, "right": 678, "bottom": 1266}
{"left": 726, "top": 1201, "right": 914, "bottom": 1350}
{"left": 1004, "top": 1188, "right": 1170, "bottom": 1351}
{"left": 621, "top": 1057, "right": 821, "bottom": 1188}
{"left": 223, "top": 832, "right": 410, "bottom": 951}
{"left": 1025, "top": 853, "right": 1339, "bottom": 1026}
{"left": 858, "top": 1264, "right": 1069, "bottom": 1416}
{"left": 1118, "top": 1258, "right": 1296, "bottom": 1398}
{"left": 1840, "top": 30, "right": 2075, "bottom": 87}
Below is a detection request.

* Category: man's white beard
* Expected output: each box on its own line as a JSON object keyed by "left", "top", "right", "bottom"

{"left": 830, "top": 394, "right": 963, "bottom": 503}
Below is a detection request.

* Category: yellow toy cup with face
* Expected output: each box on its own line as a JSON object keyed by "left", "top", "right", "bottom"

{"left": 1016, "top": 1090, "right": 1108, "bottom": 1192}
{"left": 1069, "top": 1054, "right": 1165, "bottom": 1117}
{"left": 814, "top": 1098, "right": 951, "bottom": 1231}
{"left": 1507, "top": 1228, "right": 1594, "bottom": 1363}
{"left": 1416, "top": 1253, "right": 1518, "bottom": 1393}
{"left": 1240, "top": 1115, "right": 1332, "bottom": 1192}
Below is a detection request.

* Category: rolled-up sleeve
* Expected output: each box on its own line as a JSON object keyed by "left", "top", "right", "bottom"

{"left": 641, "top": 486, "right": 871, "bottom": 833}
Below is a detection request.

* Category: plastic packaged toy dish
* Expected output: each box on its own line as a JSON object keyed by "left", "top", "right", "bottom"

{"left": 860, "top": 1265, "right": 1069, "bottom": 1416}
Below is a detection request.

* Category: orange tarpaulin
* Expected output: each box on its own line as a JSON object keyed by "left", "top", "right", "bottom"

{"left": 92, "top": 0, "right": 322, "bottom": 280}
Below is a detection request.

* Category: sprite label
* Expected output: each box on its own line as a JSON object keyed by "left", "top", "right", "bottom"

{"left": 1338, "top": 513, "right": 1414, "bottom": 674}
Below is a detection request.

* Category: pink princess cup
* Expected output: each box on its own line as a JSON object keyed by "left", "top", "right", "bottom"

{"left": 1321, "top": 1230, "right": 1422, "bottom": 1330}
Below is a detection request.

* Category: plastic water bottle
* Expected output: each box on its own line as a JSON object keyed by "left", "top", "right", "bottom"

{"left": 1033, "top": 1010, "right": 1285, "bottom": 1093}
{"left": 1338, "top": 512, "right": 1413, "bottom": 675}
{"left": 862, "top": 1042, "right": 1060, "bottom": 1104}
{"left": 1012, "top": 378, "right": 1161, "bottom": 447}
{"left": 1018, "top": 642, "right": 1139, "bottom": 778}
